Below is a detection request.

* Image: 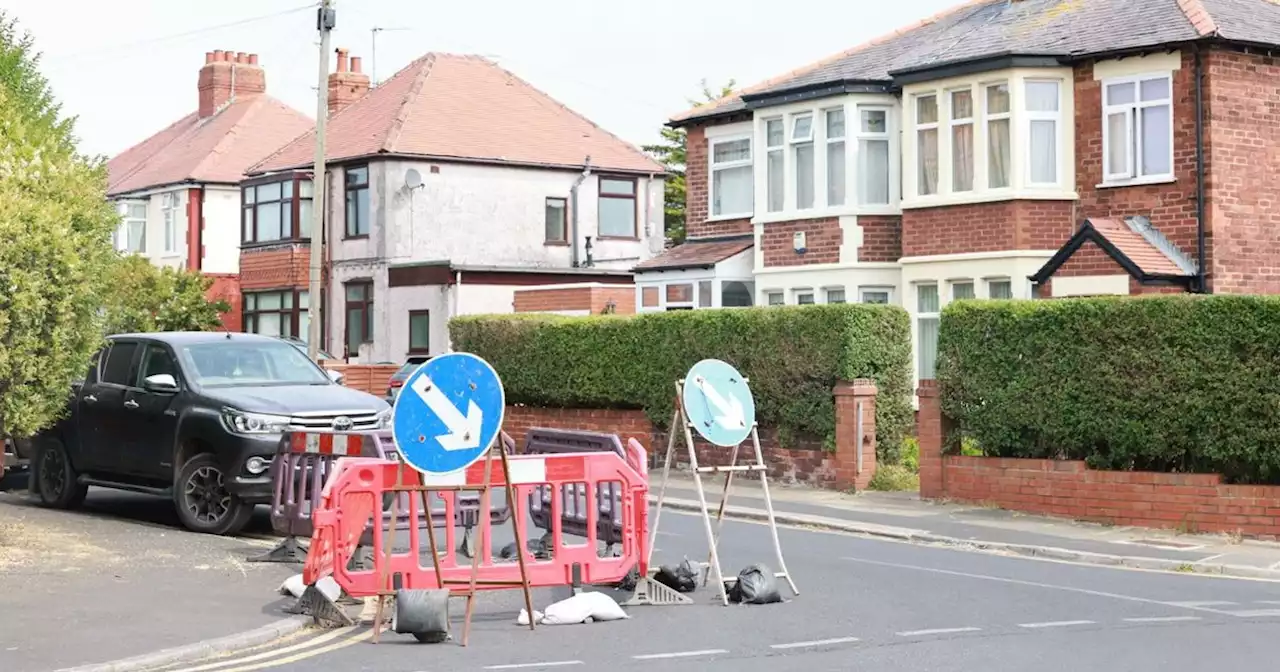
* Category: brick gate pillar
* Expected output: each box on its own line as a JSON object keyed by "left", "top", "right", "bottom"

{"left": 834, "top": 379, "right": 877, "bottom": 491}
{"left": 917, "top": 381, "right": 951, "bottom": 499}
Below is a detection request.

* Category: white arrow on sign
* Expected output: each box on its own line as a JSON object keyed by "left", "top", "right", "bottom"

{"left": 692, "top": 375, "right": 746, "bottom": 430}
{"left": 409, "top": 373, "right": 484, "bottom": 451}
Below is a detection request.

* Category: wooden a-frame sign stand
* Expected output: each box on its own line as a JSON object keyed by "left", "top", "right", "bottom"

{"left": 647, "top": 378, "right": 799, "bottom": 606}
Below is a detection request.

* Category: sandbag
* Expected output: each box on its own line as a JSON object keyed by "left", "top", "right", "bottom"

{"left": 540, "top": 591, "right": 630, "bottom": 625}
{"left": 728, "top": 564, "right": 782, "bottom": 605}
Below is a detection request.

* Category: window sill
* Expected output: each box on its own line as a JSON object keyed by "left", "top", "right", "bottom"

{"left": 1096, "top": 175, "right": 1176, "bottom": 190}
{"left": 343, "top": 235, "right": 370, "bottom": 241}
{"left": 544, "top": 240, "right": 570, "bottom": 247}
{"left": 707, "top": 213, "right": 753, "bottom": 222}
{"left": 596, "top": 235, "right": 641, "bottom": 242}
{"left": 901, "top": 188, "right": 1078, "bottom": 210}
{"left": 752, "top": 204, "right": 901, "bottom": 225}
{"left": 240, "top": 239, "right": 313, "bottom": 251}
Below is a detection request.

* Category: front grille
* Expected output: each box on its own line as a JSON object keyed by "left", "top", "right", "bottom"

{"left": 287, "top": 410, "right": 382, "bottom": 432}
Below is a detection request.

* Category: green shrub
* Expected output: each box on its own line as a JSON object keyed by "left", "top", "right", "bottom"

{"left": 867, "top": 464, "right": 920, "bottom": 491}
{"left": 937, "top": 295, "right": 1280, "bottom": 484}
{"left": 899, "top": 436, "right": 920, "bottom": 472}
{"left": 450, "top": 305, "right": 913, "bottom": 454}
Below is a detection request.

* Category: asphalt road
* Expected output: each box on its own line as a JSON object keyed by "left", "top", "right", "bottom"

{"left": 149, "top": 510, "right": 1280, "bottom": 672}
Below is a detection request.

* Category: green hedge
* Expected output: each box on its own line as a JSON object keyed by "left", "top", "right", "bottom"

{"left": 937, "top": 295, "right": 1280, "bottom": 484}
{"left": 450, "top": 305, "right": 913, "bottom": 458}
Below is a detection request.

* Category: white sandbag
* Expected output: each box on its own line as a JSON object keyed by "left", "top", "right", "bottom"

{"left": 540, "top": 592, "right": 629, "bottom": 625}
{"left": 315, "top": 576, "right": 342, "bottom": 602}
{"left": 279, "top": 574, "right": 306, "bottom": 598}
{"left": 516, "top": 608, "right": 545, "bottom": 626}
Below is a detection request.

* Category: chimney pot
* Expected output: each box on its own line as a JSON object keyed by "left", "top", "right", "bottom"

{"left": 350, "top": 56, "right": 362, "bottom": 73}
{"left": 248, "top": 53, "right": 259, "bottom": 65}
{"left": 236, "top": 51, "right": 247, "bottom": 63}
{"left": 213, "top": 49, "right": 225, "bottom": 62}
{"left": 205, "top": 51, "right": 215, "bottom": 64}
{"left": 335, "top": 47, "right": 349, "bottom": 73}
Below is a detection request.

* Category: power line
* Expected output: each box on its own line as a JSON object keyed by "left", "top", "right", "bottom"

{"left": 45, "top": 3, "right": 318, "bottom": 63}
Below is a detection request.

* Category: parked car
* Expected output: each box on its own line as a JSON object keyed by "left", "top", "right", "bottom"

{"left": 28, "top": 332, "right": 390, "bottom": 535}
{"left": 385, "top": 355, "right": 432, "bottom": 404}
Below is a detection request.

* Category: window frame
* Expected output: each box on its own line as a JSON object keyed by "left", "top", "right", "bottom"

{"left": 344, "top": 280, "right": 374, "bottom": 356}
{"left": 794, "top": 288, "right": 815, "bottom": 305}
{"left": 790, "top": 113, "right": 816, "bottom": 210}
{"left": 764, "top": 118, "right": 786, "bottom": 213}
{"left": 1101, "top": 72, "right": 1174, "bottom": 185}
{"left": 708, "top": 133, "right": 754, "bottom": 219}
{"left": 824, "top": 108, "right": 847, "bottom": 207}
{"left": 1025, "top": 79, "right": 1062, "bottom": 186}
{"left": 344, "top": 165, "right": 370, "bottom": 239}
{"left": 915, "top": 283, "right": 941, "bottom": 382}
{"left": 764, "top": 290, "right": 785, "bottom": 306}
{"left": 161, "top": 192, "right": 179, "bottom": 253}
{"left": 544, "top": 196, "right": 568, "bottom": 244}
{"left": 856, "top": 105, "right": 892, "bottom": 206}
{"left": 824, "top": 286, "right": 847, "bottom": 304}
{"left": 950, "top": 279, "right": 976, "bottom": 301}
{"left": 914, "top": 93, "right": 940, "bottom": 197}
{"left": 242, "top": 288, "right": 322, "bottom": 340}
{"left": 948, "top": 88, "right": 975, "bottom": 193}
{"left": 241, "top": 175, "right": 314, "bottom": 246}
{"left": 597, "top": 176, "right": 638, "bottom": 239}
{"left": 407, "top": 309, "right": 431, "bottom": 355}
{"left": 986, "top": 277, "right": 1014, "bottom": 299}
{"left": 859, "top": 286, "right": 894, "bottom": 304}
{"left": 983, "top": 81, "right": 1013, "bottom": 190}
{"left": 123, "top": 201, "right": 147, "bottom": 254}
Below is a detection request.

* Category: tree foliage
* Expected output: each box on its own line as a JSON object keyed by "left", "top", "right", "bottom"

{"left": 0, "top": 12, "right": 119, "bottom": 438}
{"left": 643, "top": 79, "right": 736, "bottom": 246}
{"left": 101, "top": 255, "right": 230, "bottom": 335}
{"left": 451, "top": 304, "right": 914, "bottom": 460}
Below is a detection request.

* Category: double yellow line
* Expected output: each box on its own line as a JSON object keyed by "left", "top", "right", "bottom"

{"left": 162, "top": 626, "right": 372, "bottom": 672}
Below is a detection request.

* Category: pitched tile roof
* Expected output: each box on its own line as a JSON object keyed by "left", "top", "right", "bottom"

{"left": 251, "top": 53, "right": 663, "bottom": 175}
{"left": 107, "top": 96, "right": 312, "bottom": 196}
{"left": 633, "top": 237, "right": 753, "bottom": 272}
{"left": 672, "top": 0, "right": 1280, "bottom": 127}
{"left": 1088, "top": 217, "right": 1197, "bottom": 277}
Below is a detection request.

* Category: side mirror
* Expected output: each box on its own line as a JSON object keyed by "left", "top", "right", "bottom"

{"left": 326, "top": 369, "right": 345, "bottom": 385}
{"left": 143, "top": 373, "right": 179, "bottom": 394}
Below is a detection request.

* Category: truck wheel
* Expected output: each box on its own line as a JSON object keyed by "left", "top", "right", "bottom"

{"left": 36, "top": 438, "right": 88, "bottom": 509}
{"left": 174, "top": 453, "right": 253, "bottom": 536}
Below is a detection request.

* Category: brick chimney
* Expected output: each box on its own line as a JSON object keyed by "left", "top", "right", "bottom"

{"left": 327, "top": 48, "right": 371, "bottom": 117}
{"left": 198, "top": 50, "right": 266, "bottom": 119}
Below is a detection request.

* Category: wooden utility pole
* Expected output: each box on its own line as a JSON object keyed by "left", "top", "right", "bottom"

{"left": 307, "top": 0, "right": 335, "bottom": 360}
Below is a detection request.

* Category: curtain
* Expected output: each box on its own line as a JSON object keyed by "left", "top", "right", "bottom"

{"left": 918, "top": 129, "right": 938, "bottom": 195}
{"left": 795, "top": 143, "right": 815, "bottom": 209}
{"left": 1141, "top": 105, "right": 1171, "bottom": 175}
{"left": 1107, "top": 112, "right": 1130, "bottom": 175}
{"left": 952, "top": 123, "right": 974, "bottom": 191}
{"left": 1030, "top": 120, "right": 1057, "bottom": 183}
{"left": 827, "top": 141, "right": 846, "bottom": 206}
{"left": 918, "top": 317, "right": 939, "bottom": 380}
{"left": 767, "top": 150, "right": 784, "bottom": 212}
{"left": 713, "top": 165, "right": 752, "bottom": 216}
{"left": 860, "top": 139, "right": 890, "bottom": 204}
{"left": 988, "top": 118, "right": 1010, "bottom": 188}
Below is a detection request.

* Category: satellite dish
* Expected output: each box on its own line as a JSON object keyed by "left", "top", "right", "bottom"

{"left": 405, "top": 168, "right": 423, "bottom": 190}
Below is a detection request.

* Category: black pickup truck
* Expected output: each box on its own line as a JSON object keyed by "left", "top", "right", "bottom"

{"left": 27, "top": 332, "right": 390, "bottom": 535}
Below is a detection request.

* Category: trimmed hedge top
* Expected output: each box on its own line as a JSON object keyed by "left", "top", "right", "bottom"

{"left": 450, "top": 305, "right": 913, "bottom": 454}
{"left": 938, "top": 295, "right": 1280, "bottom": 484}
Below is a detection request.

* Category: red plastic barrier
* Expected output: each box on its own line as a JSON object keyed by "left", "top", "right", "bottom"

{"left": 303, "top": 441, "right": 650, "bottom": 598}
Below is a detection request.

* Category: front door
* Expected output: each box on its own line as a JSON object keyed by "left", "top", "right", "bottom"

{"left": 122, "top": 343, "right": 183, "bottom": 481}
{"left": 79, "top": 340, "right": 140, "bottom": 474}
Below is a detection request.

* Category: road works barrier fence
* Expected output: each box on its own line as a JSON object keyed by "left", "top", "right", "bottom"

{"left": 249, "top": 430, "right": 509, "bottom": 564}
{"left": 302, "top": 440, "right": 651, "bottom": 600}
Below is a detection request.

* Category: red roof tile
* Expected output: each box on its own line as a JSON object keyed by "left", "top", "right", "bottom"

{"left": 250, "top": 53, "right": 663, "bottom": 175}
{"left": 633, "top": 238, "right": 753, "bottom": 271}
{"left": 107, "top": 96, "right": 312, "bottom": 196}
{"left": 1090, "top": 218, "right": 1193, "bottom": 276}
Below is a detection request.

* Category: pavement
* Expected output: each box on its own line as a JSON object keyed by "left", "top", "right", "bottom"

{"left": 0, "top": 473, "right": 300, "bottom": 672}
{"left": 10, "top": 467, "right": 1280, "bottom": 672}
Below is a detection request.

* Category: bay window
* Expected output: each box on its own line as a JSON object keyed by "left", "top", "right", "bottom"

{"left": 825, "top": 109, "right": 846, "bottom": 207}
{"left": 1103, "top": 73, "right": 1173, "bottom": 183}
{"left": 916, "top": 94, "right": 939, "bottom": 195}
{"left": 709, "top": 136, "right": 753, "bottom": 218}
{"left": 1027, "top": 80, "right": 1060, "bottom": 185}
{"left": 242, "top": 176, "right": 315, "bottom": 244}
{"left": 765, "top": 119, "right": 785, "bottom": 212}
{"left": 791, "top": 114, "right": 815, "bottom": 210}
{"left": 857, "top": 107, "right": 890, "bottom": 205}
{"left": 950, "top": 89, "right": 974, "bottom": 192}
{"left": 985, "top": 83, "right": 1012, "bottom": 188}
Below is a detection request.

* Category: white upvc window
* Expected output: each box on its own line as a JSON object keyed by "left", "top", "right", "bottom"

{"left": 765, "top": 119, "right": 785, "bottom": 213}
{"left": 857, "top": 106, "right": 891, "bottom": 205}
{"left": 950, "top": 89, "right": 974, "bottom": 192}
{"left": 1102, "top": 73, "right": 1173, "bottom": 184}
{"left": 1026, "top": 80, "right": 1061, "bottom": 185}
{"left": 124, "top": 202, "right": 147, "bottom": 254}
{"left": 950, "top": 279, "right": 975, "bottom": 301}
{"left": 986, "top": 277, "right": 1013, "bottom": 299}
{"left": 984, "top": 83, "right": 1012, "bottom": 189}
{"left": 915, "top": 94, "right": 940, "bottom": 196}
{"left": 709, "top": 135, "right": 753, "bottom": 218}
{"left": 824, "top": 109, "right": 846, "bottom": 207}
{"left": 916, "top": 283, "right": 940, "bottom": 381}
{"left": 161, "top": 192, "right": 179, "bottom": 253}
{"left": 859, "top": 286, "right": 893, "bottom": 304}
{"left": 791, "top": 114, "right": 816, "bottom": 210}
{"left": 794, "top": 288, "right": 815, "bottom": 305}
{"left": 764, "top": 290, "right": 784, "bottom": 306}
{"left": 824, "top": 287, "right": 846, "bottom": 304}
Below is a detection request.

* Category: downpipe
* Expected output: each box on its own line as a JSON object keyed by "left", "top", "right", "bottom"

{"left": 570, "top": 156, "right": 593, "bottom": 267}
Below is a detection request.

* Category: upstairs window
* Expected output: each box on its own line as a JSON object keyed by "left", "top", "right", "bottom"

{"left": 857, "top": 107, "right": 891, "bottom": 205}
{"left": 1027, "top": 80, "right": 1061, "bottom": 185}
{"left": 710, "top": 136, "right": 753, "bottom": 218}
{"left": 161, "top": 192, "right": 179, "bottom": 253}
{"left": 1103, "top": 74, "right": 1173, "bottom": 183}
{"left": 825, "top": 109, "right": 846, "bottom": 207}
{"left": 791, "top": 114, "right": 816, "bottom": 210}
{"left": 124, "top": 202, "right": 147, "bottom": 253}
{"left": 915, "top": 94, "right": 939, "bottom": 196}
{"left": 242, "top": 177, "right": 314, "bottom": 244}
{"left": 598, "top": 177, "right": 637, "bottom": 237}
{"left": 950, "top": 90, "right": 974, "bottom": 192}
{"left": 765, "top": 119, "right": 785, "bottom": 213}
{"left": 345, "top": 166, "right": 370, "bottom": 238}
{"left": 985, "top": 84, "right": 1012, "bottom": 189}
{"left": 545, "top": 197, "right": 567, "bottom": 243}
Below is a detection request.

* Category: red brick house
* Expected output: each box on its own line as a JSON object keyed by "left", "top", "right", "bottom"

{"left": 638, "top": 0, "right": 1280, "bottom": 388}
{"left": 106, "top": 50, "right": 313, "bottom": 331}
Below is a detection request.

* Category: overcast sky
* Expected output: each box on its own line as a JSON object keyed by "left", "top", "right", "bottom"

{"left": 6, "top": 0, "right": 956, "bottom": 159}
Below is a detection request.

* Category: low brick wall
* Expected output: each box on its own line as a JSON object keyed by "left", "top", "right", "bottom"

{"left": 502, "top": 378, "right": 878, "bottom": 490}
{"left": 918, "top": 381, "right": 1280, "bottom": 539}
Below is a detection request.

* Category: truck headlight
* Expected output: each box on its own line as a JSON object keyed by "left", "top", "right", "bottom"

{"left": 375, "top": 408, "right": 392, "bottom": 429}
{"left": 222, "top": 408, "right": 291, "bottom": 434}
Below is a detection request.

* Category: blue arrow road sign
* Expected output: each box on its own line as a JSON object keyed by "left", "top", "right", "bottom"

{"left": 392, "top": 352, "right": 506, "bottom": 475}
{"left": 682, "top": 359, "right": 755, "bottom": 448}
